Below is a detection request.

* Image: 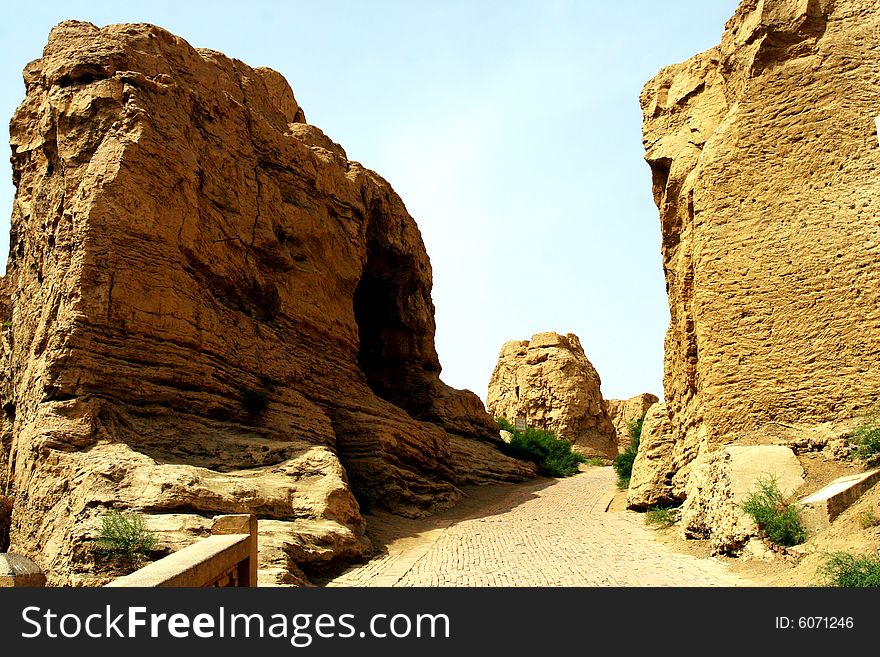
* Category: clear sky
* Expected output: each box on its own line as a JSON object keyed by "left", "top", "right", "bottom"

{"left": 0, "top": 0, "right": 739, "bottom": 404}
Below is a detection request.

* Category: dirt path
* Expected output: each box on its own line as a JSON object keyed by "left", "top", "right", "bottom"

{"left": 325, "top": 466, "right": 756, "bottom": 587}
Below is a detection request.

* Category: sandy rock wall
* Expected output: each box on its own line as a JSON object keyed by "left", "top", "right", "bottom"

{"left": 680, "top": 445, "right": 804, "bottom": 554}
{"left": 486, "top": 332, "right": 617, "bottom": 459}
{"left": 642, "top": 0, "right": 880, "bottom": 485}
{"left": 605, "top": 393, "right": 658, "bottom": 452}
{"left": 0, "top": 21, "right": 533, "bottom": 585}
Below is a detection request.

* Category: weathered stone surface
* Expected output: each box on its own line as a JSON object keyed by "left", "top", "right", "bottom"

{"left": 486, "top": 332, "right": 617, "bottom": 459}
{"left": 784, "top": 420, "right": 857, "bottom": 461}
{"left": 726, "top": 446, "right": 805, "bottom": 501}
{"left": 605, "top": 393, "right": 659, "bottom": 452}
{"left": 680, "top": 445, "right": 804, "bottom": 553}
{"left": 679, "top": 450, "right": 756, "bottom": 554}
{"left": 626, "top": 403, "right": 680, "bottom": 509}
{"left": 642, "top": 0, "right": 880, "bottom": 493}
{"left": 0, "top": 21, "right": 533, "bottom": 585}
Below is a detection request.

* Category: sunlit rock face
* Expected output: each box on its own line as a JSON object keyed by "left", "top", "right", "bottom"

{"left": 0, "top": 21, "right": 533, "bottom": 585}
{"left": 487, "top": 332, "right": 617, "bottom": 459}
{"left": 641, "top": 0, "right": 880, "bottom": 499}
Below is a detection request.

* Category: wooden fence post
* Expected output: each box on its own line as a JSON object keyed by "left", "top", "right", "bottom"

{"left": 211, "top": 514, "right": 258, "bottom": 587}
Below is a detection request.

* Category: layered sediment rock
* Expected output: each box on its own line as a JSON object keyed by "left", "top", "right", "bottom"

{"left": 605, "top": 393, "right": 658, "bottom": 452}
{"left": 638, "top": 0, "right": 880, "bottom": 508}
{"left": 486, "top": 332, "right": 617, "bottom": 459}
{"left": 0, "top": 21, "right": 533, "bottom": 585}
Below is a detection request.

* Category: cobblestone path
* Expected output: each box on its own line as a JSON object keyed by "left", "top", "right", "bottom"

{"left": 326, "top": 466, "right": 753, "bottom": 587}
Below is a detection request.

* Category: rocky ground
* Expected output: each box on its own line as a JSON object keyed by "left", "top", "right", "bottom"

{"left": 644, "top": 484, "right": 880, "bottom": 587}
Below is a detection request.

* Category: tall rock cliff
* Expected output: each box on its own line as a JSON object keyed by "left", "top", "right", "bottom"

{"left": 0, "top": 21, "right": 533, "bottom": 585}
{"left": 638, "top": 0, "right": 880, "bottom": 500}
{"left": 486, "top": 332, "right": 617, "bottom": 459}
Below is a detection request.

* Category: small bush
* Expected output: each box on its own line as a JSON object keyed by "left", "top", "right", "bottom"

{"left": 95, "top": 510, "right": 157, "bottom": 568}
{"left": 850, "top": 413, "right": 880, "bottom": 463}
{"left": 496, "top": 417, "right": 515, "bottom": 434}
{"left": 741, "top": 477, "right": 807, "bottom": 547}
{"left": 583, "top": 457, "right": 606, "bottom": 467}
{"left": 859, "top": 510, "right": 880, "bottom": 529}
{"left": 819, "top": 551, "right": 880, "bottom": 587}
{"left": 497, "top": 419, "right": 586, "bottom": 477}
{"left": 613, "top": 417, "right": 643, "bottom": 489}
{"left": 645, "top": 505, "right": 679, "bottom": 527}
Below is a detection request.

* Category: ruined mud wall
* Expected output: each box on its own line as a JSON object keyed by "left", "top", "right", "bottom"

{"left": 487, "top": 332, "right": 617, "bottom": 459}
{"left": 640, "top": 0, "right": 880, "bottom": 495}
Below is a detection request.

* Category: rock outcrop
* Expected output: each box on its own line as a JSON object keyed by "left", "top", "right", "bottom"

{"left": 639, "top": 0, "right": 880, "bottom": 505}
{"left": 604, "top": 393, "right": 658, "bottom": 452}
{"left": 486, "top": 332, "right": 617, "bottom": 459}
{"left": 626, "top": 403, "right": 680, "bottom": 509}
{"left": 0, "top": 21, "right": 534, "bottom": 585}
{"left": 680, "top": 446, "right": 804, "bottom": 554}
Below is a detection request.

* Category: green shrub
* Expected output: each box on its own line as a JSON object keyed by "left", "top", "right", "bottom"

{"left": 850, "top": 413, "right": 880, "bottom": 463}
{"left": 645, "top": 505, "right": 679, "bottom": 527}
{"left": 497, "top": 419, "right": 586, "bottom": 477}
{"left": 613, "top": 417, "right": 643, "bottom": 489}
{"left": 819, "top": 551, "right": 880, "bottom": 587}
{"left": 859, "top": 510, "right": 880, "bottom": 529}
{"left": 496, "top": 417, "right": 515, "bottom": 434}
{"left": 583, "top": 457, "right": 606, "bottom": 467}
{"left": 96, "top": 510, "right": 157, "bottom": 568}
{"left": 741, "top": 477, "right": 807, "bottom": 547}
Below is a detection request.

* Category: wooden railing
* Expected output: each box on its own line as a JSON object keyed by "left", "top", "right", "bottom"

{"left": 106, "top": 514, "right": 258, "bottom": 587}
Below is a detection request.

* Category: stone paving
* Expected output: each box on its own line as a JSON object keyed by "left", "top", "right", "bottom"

{"left": 327, "top": 466, "right": 753, "bottom": 587}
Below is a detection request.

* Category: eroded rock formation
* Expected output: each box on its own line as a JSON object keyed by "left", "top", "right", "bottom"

{"left": 486, "top": 332, "right": 617, "bottom": 459}
{"left": 0, "top": 21, "right": 533, "bottom": 585}
{"left": 680, "top": 446, "right": 804, "bottom": 554}
{"left": 626, "top": 402, "right": 680, "bottom": 509}
{"left": 637, "top": 0, "right": 880, "bottom": 511}
{"left": 604, "top": 393, "right": 658, "bottom": 452}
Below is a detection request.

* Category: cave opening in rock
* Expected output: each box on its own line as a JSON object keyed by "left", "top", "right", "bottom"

{"left": 352, "top": 248, "right": 437, "bottom": 420}
{"left": 648, "top": 157, "right": 672, "bottom": 206}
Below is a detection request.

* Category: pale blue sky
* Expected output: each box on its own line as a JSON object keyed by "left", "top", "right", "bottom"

{"left": 0, "top": 1, "right": 739, "bottom": 403}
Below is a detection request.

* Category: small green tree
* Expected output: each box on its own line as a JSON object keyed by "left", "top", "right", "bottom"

{"left": 613, "top": 417, "right": 643, "bottom": 489}
{"left": 95, "top": 510, "right": 157, "bottom": 568}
